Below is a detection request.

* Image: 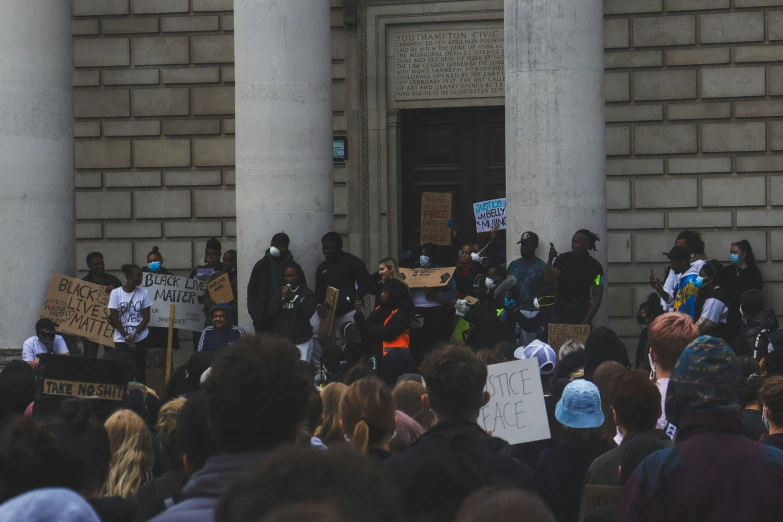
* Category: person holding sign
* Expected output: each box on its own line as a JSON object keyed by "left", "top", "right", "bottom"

{"left": 82, "top": 251, "right": 124, "bottom": 359}
{"left": 462, "top": 265, "right": 519, "bottom": 350}
{"left": 108, "top": 264, "right": 153, "bottom": 384}
{"left": 22, "top": 318, "right": 69, "bottom": 367}
{"left": 142, "top": 246, "right": 180, "bottom": 352}
{"left": 202, "top": 250, "right": 239, "bottom": 325}
{"left": 544, "top": 229, "right": 605, "bottom": 327}
{"left": 269, "top": 262, "right": 317, "bottom": 362}
{"left": 189, "top": 237, "right": 224, "bottom": 351}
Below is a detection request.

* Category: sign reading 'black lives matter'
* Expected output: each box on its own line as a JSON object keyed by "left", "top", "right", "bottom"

{"left": 141, "top": 273, "right": 207, "bottom": 332}
{"left": 41, "top": 274, "right": 115, "bottom": 347}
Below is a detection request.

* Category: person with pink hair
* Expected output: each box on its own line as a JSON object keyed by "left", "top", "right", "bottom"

{"left": 647, "top": 313, "right": 700, "bottom": 435}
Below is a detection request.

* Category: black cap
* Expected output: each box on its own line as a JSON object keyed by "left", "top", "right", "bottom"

{"left": 517, "top": 231, "right": 539, "bottom": 247}
{"left": 664, "top": 245, "right": 691, "bottom": 261}
{"left": 272, "top": 232, "right": 290, "bottom": 246}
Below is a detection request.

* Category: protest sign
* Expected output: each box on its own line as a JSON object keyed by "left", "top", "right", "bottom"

{"left": 473, "top": 198, "right": 507, "bottom": 233}
{"left": 41, "top": 274, "right": 115, "bottom": 348}
{"left": 141, "top": 273, "right": 207, "bottom": 332}
{"left": 145, "top": 348, "right": 166, "bottom": 398}
{"left": 208, "top": 273, "right": 234, "bottom": 304}
{"left": 318, "top": 287, "right": 340, "bottom": 337}
{"left": 478, "top": 358, "right": 551, "bottom": 445}
{"left": 583, "top": 486, "right": 623, "bottom": 517}
{"left": 450, "top": 317, "right": 473, "bottom": 343}
{"left": 398, "top": 267, "right": 456, "bottom": 288}
{"left": 548, "top": 324, "right": 591, "bottom": 353}
{"left": 420, "top": 192, "right": 452, "bottom": 246}
{"left": 41, "top": 378, "right": 125, "bottom": 401}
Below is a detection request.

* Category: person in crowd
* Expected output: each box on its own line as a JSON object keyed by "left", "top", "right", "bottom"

{"left": 583, "top": 326, "right": 629, "bottom": 381}
{"left": 760, "top": 376, "right": 783, "bottom": 451}
{"left": 591, "top": 361, "right": 627, "bottom": 444}
{"left": 543, "top": 229, "right": 604, "bottom": 326}
{"left": 392, "top": 380, "right": 434, "bottom": 431}
{"left": 408, "top": 243, "right": 458, "bottom": 364}
{"left": 354, "top": 278, "right": 415, "bottom": 385}
{"left": 299, "top": 388, "right": 325, "bottom": 449}
{"left": 734, "top": 289, "right": 779, "bottom": 361}
{"left": 108, "top": 264, "right": 153, "bottom": 384}
{"left": 647, "top": 313, "right": 699, "bottom": 435}
{"left": 651, "top": 245, "right": 702, "bottom": 318}
{"left": 761, "top": 350, "right": 783, "bottom": 378}
{"left": 0, "top": 489, "right": 102, "bottom": 522}
{"left": 315, "top": 232, "right": 370, "bottom": 343}
{"left": 368, "top": 258, "right": 407, "bottom": 308}
{"left": 720, "top": 239, "right": 764, "bottom": 341}
{"left": 103, "top": 409, "right": 153, "bottom": 501}
{"left": 549, "top": 344, "right": 587, "bottom": 399}
{"left": 559, "top": 340, "right": 585, "bottom": 361}
{"left": 456, "top": 487, "right": 555, "bottom": 522}
{"left": 177, "top": 392, "right": 218, "bottom": 479}
{"left": 656, "top": 231, "right": 708, "bottom": 313}
{"left": 693, "top": 260, "right": 731, "bottom": 342}
{"left": 515, "top": 341, "right": 559, "bottom": 469}
{"left": 248, "top": 233, "right": 295, "bottom": 334}
{"left": 384, "top": 344, "right": 533, "bottom": 522}
{"left": 389, "top": 411, "right": 424, "bottom": 455}
{"left": 617, "top": 336, "right": 783, "bottom": 522}
{"left": 202, "top": 250, "right": 239, "bottom": 325}
{"left": 453, "top": 243, "right": 483, "bottom": 299}
{"left": 188, "top": 237, "right": 224, "bottom": 351}
{"left": 535, "top": 379, "right": 615, "bottom": 522}
{"left": 196, "top": 304, "right": 246, "bottom": 354}
{"left": 136, "top": 398, "right": 187, "bottom": 522}
{"left": 741, "top": 374, "right": 767, "bottom": 442}
{"left": 150, "top": 336, "right": 311, "bottom": 522}
{"left": 583, "top": 370, "right": 670, "bottom": 488}
{"left": 215, "top": 447, "right": 401, "bottom": 522}
{"left": 459, "top": 264, "right": 518, "bottom": 350}
{"left": 476, "top": 347, "right": 507, "bottom": 365}
{"left": 340, "top": 377, "right": 397, "bottom": 460}
{"left": 143, "top": 247, "right": 180, "bottom": 352}
{"left": 83, "top": 251, "right": 124, "bottom": 358}
{"left": 315, "top": 382, "right": 348, "bottom": 447}
{"left": 634, "top": 293, "right": 664, "bottom": 373}
{"left": 22, "top": 318, "right": 69, "bottom": 367}
{"left": 269, "top": 261, "right": 317, "bottom": 362}
{"left": 0, "top": 361, "right": 35, "bottom": 422}
{"left": 507, "top": 231, "right": 547, "bottom": 345}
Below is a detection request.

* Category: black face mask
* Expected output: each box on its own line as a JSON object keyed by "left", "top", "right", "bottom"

{"left": 636, "top": 313, "right": 647, "bottom": 326}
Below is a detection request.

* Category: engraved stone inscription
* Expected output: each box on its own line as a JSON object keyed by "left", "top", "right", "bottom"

{"left": 394, "top": 28, "right": 504, "bottom": 101}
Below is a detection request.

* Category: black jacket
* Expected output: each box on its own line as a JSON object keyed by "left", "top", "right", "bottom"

{"left": 733, "top": 309, "right": 779, "bottom": 360}
{"left": 453, "top": 264, "right": 483, "bottom": 299}
{"left": 135, "top": 468, "right": 188, "bottom": 522}
{"left": 355, "top": 279, "right": 413, "bottom": 348}
{"left": 88, "top": 497, "right": 136, "bottom": 522}
{"left": 247, "top": 250, "right": 294, "bottom": 322}
{"left": 384, "top": 422, "right": 534, "bottom": 522}
{"left": 269, "top": 284, "right": 318, "bottom": 344}
{"left": 314, "top": 250, "right": 370, "bottom": 317}
{"left": 464, "top": 276, "right": 518, "bottom": 349}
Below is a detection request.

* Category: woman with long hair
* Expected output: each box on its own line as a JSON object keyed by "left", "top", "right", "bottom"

{"left": 368, "top": 257, "right": 406, "bottom": 308}
{"left": 104, "top": 409, "right": 153, "bottom": 501}
{"left": 314, "top": 382, "right": 347, "bottom": 446}
{"left": 339, "top": 377, "right": 396, "bottom": 460}
{"left": 720, "top": 239, "right": 764, "bottom": 341}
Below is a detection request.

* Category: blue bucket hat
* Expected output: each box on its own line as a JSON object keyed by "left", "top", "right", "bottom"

{"left": 555, "top": 379, "right": 605, "bottom": 429}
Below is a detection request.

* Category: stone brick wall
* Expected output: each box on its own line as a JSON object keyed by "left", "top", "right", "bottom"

{"left": 603, "top": 0, "right": 783, "bottom": 348}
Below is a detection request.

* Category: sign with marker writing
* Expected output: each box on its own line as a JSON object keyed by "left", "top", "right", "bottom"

{"left": 398, "top": 267, "right": 456, "bottom": 288}
{"left": 41, "top": 274, "right": 115, "bottom": 347}
{"left": 420, "top": 192, "right": 452, "bottom": 245}
{"left": 208, "top": 273, "right": 235, "bottom": 304}
{"left": 473, "top": 198, "right": 506, "bottom": 233}
{"left": 478, "top": 358, "right": 551, "bottom": 445}
{"left": 41, "top": 378, "right": 125, "bottom": 401}
{"left": 548, "top": 324, "right": 591, "bottom": 354}
{"left": 141, "top": 273, "right": 207, "bottom": 332}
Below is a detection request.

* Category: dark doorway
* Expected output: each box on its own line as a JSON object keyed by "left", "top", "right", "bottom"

{"left": 400, "top": 106, "right": 505, "bottom": 265}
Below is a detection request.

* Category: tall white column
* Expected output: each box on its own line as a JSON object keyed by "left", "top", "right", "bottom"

{"left": 0, "top": 1, "right": 75, "bottom": 351}
{"left": 504, "top": 0, "right": 607, "bottom": 324}
{"left": 235, "top": 0, "right": 333, "bottom": 330}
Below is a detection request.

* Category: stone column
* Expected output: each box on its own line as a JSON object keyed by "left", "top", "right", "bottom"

{"left": 0, "top": 0, "right": 74, "bottom": 353}
{"left": 504, "top": 0, "right": 607, "bottom": 324}
{"left": 235, "top": 0, "right": 333, "bottom": 330}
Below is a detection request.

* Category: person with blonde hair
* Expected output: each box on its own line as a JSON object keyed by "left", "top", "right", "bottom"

{"left": 104, "top": 409, "right": 153, "bottom": 501}
{"left": 369, "top": 258, "right": 406, "bottom": 306}
{"left": 339, "top": 377, "right": 396, "bottom": 460}
{"left": 392, "top": 380, "right": 434, "bottom": 431}
{"left": 314, "top": 382, "right": 348, "bottom": 446}
{"left": 558, "top": 340, "right": 584, "bottom": 361}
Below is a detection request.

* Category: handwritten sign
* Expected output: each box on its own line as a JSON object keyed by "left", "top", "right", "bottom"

{"left": 473, "top": 198, "right": 507, "bottom": 233}
{"left": 548, "top": 324, "right": 591, "bottom": 353}
{"left": 141, "top": 273, "right": 207, "bottom": 332}
{"left": 420, "top": 192, "right": 452, "bottom": 246}
{"left": 41, "top": 378, "right": 125, "bottom": 401}
{"left": 318, "top": 287, "right": 340, "bottom": 337}
{"left": 478, "top": 358, "right": 551, "bottom": 445}
{"left": 583, "top": 486, "right": 622, "bottom": 517}
{"left": 398, "top": 267, "right": 456, "bottom": 288}
{"left": 208, "top": 273, "right": 234, "bottom": 304}
{"left": 41, "top": 274, "right": 115, "bottom": 348}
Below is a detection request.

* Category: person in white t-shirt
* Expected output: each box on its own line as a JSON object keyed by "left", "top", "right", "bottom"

{"left": 22, "top": 318, "right": 70, "bottom": 368}
{"left": 108, "top": 264, "right": 153, "bottom": 384}
{"left": 647, "top": 312, "right": 700, "bottom": 438}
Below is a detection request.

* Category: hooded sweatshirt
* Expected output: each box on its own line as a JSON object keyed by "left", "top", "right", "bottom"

{"left": 734, "top": 309, "right": 779, "bottom": 360}
{"left": 269, "top": 282, "right": 317, "bottom": 344}
{"left": 583, "top": 326, "right": 630, "bottom": 380}
{"left": 247, "top": 248, "right": 295, "bottom": 322}
{"left": 0, "top": 489, "right": 100, "bottom": 522}
{"left": 197, "top": 305, "right": 246, "bottom": 353}
{"left": 464, "top": 275, "right": 518, "bottom": 349}
{"left": 355, "top": 279, "right": 414, "bottom": 349}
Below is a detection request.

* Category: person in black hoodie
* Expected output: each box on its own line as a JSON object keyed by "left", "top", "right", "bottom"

{"left": 462, "top": 265, "right": 518, "bottom": 350}
{"left": 733, "top": 289, "right": 779, "bottom": 361}
{"left": 384, "top": 344, "right": 534, "bottom": 522}
{"left": 583, "top": 326, "right": 630, "bottom": 381}
{"left": 269, "top": 261, "right": 318, "bottom": 362}
{"left": 247, "top": 233, "right": 295, "bottom": 334}
{"left": 354, "top": 278, "right": 415, "bottom": 385}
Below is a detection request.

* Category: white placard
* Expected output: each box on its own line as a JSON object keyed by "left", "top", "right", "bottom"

{"left": 478, "top": 358, "right": 551, "bottom": 445}
{"left": 141, "top": 273, "right": 207, "bottom": 333}
{"left": 473, "top": 198, "right": 507, "bottom": 233}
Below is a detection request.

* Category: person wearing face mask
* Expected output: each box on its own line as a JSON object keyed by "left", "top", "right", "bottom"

{"left": 650, "top": 245, "right": 702, "bottom": 319}
{"left": 202, "top": 250, "right": 239, "bottom": 325}
{"left": 693, "top": 260, "right": 731, "bottom": 342}
{"left": 759, "top": 376, "right": 783, "bottom": 451}
{"left": 507, "top": 231, "right": 546, "bottom": 345}
{"left": 733, "top": 289, "right": 779, "bottom": 361}
{"left": 248, "top": 233, "right": 295, "bottom": 334}
{"left": 719, "top": 239, "right": 764, "bottom": 342}
{"left": 453, "top": 243, "right": 482, "bottom": 299}
{"left": 142, "top": 246, "right": 181, "bottom": 353}
{"left": 462, "top": 265, "right": 519, "bottom": 350}
{"left": 22, "top": 318, "right": 70, "bottom": 368}
{"left": 634, "top": 293, "right": 664, "bottom": 373}
{"left": 269, "top": 262, "right": 317, "bottom": 362}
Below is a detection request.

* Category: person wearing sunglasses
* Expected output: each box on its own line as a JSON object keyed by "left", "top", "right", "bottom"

{"left": 22, "top": 318, "right": 69, "bottom": 368}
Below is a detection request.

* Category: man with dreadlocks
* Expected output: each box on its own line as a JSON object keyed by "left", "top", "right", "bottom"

{"left": 543, "top": 229, "right": 605, "bottom": 326}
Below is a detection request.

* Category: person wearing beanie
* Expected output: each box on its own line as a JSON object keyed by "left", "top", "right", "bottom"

{"left": 247, "top": 232, "right": 295, "bottom": 334}
{"left": 617, "top": 336, "right": 783, "bottom": 522}
{"left": 535, "top": 380, "right": 614, "bottom": 522}
{"left": 733, "top": 289, "right": 778, "bottom": 361}
{"left": 22, "top": 318, "right": 70, "bottom": 367}
{"left": 196, "top": 304, "right": 246, "bottom": 354}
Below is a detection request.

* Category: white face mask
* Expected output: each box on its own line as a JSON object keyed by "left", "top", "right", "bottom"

{"left": 485, "top": 277, "right": 496, "bottom": 290}
{"left": 269, "top": 246, "right": 281, "bottom": 258}
{"left": 471, "top": 252, "right": 482, "bottom": 263}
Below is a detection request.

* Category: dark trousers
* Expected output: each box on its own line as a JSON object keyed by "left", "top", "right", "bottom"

{"left": 552, "top": 300, "right": 591, "bottom": 326}
{"left": 83, "top": 340, "right": 102, "bottom": 359}
{"left": 114, "top": 337, "right": 151, "bottom": 384}
{"left": 410, "top": 305, "right": 454, "bottom": 366}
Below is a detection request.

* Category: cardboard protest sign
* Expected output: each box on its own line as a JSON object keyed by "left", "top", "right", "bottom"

{"left": 318, "top": 287, "right": 341, "bottom": 337}
{"left": 548, "top": 324, "right": 591, "bottom": 353}
{"left": 420, "top": 192, "right": 452, "bottom": 246}
{"left": 450, "top": 317, "right": 474, "bottom": 343}
{"left": 473, "top": 198, "right": 507, "bottom": 233}
{"left": 398, "top": 267, "right": 456, "bottom": 289}
{"left": 41, "top": 274, "right": 115, "bottom": 348}
{"left": 41, "top": 378, "right": 125, "bottom": 401}
{"left": 141, "top": 273, "right": 207, "bottom": 332}
{"left": 583, "top": 486, "right": 623, "bottom": 518}
{"left": 208, "top": 273, "right": 234, "bottom": 304}
{"left": 478, "top": 358, "right": 551, "bottom": 445}
{"left": 145, "top": 348, "right": 166, "bottom": 398}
